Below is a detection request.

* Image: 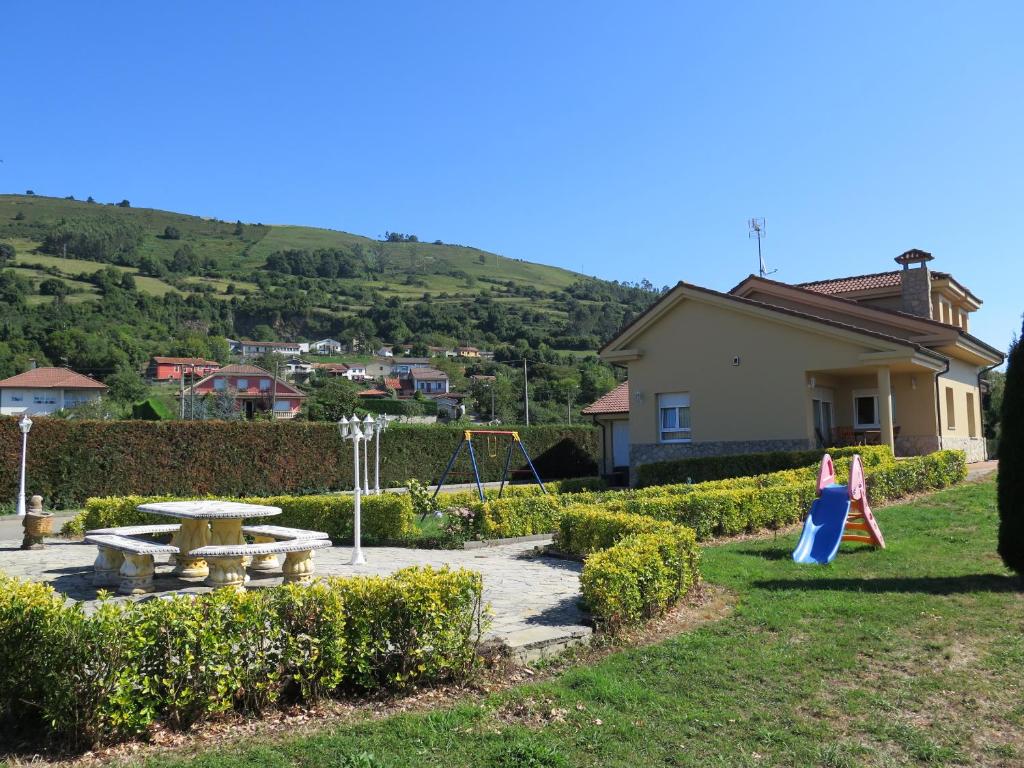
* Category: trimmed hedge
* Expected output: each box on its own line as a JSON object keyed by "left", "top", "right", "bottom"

{"left": 635, "top": 444, "right": 893, "bottom": 487}
{"left": 579, "top": 527, "right": 700, "bottom": 630}
{"left": 463, "top": 449, "right": 966, "bottom": 543}
{"left": 554, "top": 505, "right": 682, "bottom": 556}
{"left": 0, "top": 418, "right": 598, "bottom": 508}
{"left": 63, "top": 492, "right": 416, "bottom": 542}
{"left": 0, "top": 566, "right": 484, "bottom": 749}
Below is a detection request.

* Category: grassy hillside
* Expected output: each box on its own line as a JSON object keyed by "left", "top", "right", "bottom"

{"left": 0, "top": 194, "right": 584, "bottom": 306}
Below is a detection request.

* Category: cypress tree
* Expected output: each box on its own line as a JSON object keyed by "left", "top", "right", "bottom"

{"left": 997, "top": 318, "right": 1024, "bottom": 577}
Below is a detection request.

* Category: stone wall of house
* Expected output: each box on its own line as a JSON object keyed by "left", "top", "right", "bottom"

{"left": 631, "top": 438, "right": 812, "bottom": 479}
{"left": 941, "top": 435, "right": 988, "bottom": 463}
{"left": 895, "top": 434, "right": 941, "bottom": 457}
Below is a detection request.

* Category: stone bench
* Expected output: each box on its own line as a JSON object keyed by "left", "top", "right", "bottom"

{"left": 85, "top": 534, "right": 180, "bottom": 595}
{"left": 190, "top": 538, "right": 332, "bottom": 589}
{"left": 240, "top": 525, "right": 330, "bottom": 571}
{"left": 86, "top": 524, "right": 181, "bottom": 537}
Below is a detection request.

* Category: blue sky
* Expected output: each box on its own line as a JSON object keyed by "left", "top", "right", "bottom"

{"left": 4, "top": 2, "right": 1022, "bottom": 354}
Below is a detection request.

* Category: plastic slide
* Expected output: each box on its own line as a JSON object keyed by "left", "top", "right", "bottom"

{"left": 792, "top": 453, "right": 886, "bottom": 564}
{"left": 792, "top": 485, "right": 852, "bottom": 564}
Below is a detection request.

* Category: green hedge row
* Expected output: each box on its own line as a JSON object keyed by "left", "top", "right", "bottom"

{"left": 0, "top": 418, "right": 599, "bottom": 508}
{"left": 634, "top": 444, "right": 893, "bottom": 487}
{"left": 63, "top": 493, "right": 416, "bottom": 542}
{"left": 465, "top": 450, "right": 966, "bottom": 542}
{"left": 0, "top": 566, "right": 484, "bottom": 749}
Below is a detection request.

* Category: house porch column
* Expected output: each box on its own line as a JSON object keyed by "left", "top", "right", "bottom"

{"left": 877, "top": 366, "right": 895, "bottom": 452}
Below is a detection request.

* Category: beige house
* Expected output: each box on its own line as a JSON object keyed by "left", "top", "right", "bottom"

{"left": 591, "top": 250, "right": 1003, "bottom": 479}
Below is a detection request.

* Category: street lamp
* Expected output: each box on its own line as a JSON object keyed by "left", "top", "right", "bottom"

{"left": 338, "top": 415, "right": 367, "bottom": 565}
{"left": 362, "top": 414, "right": 374, "bottom": 496}
{"left": 373, "top": 414, "right": 391, "bottom": 495}
{"left": 16, "top": 413, "right": 33, "bottom": 517}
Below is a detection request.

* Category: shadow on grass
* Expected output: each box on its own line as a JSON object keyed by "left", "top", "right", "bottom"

{"left": 737, "top": 545, "right": 877, "bottom": 561}
{"left": 753, "top": 574, "right": 1022, "bottom": 595}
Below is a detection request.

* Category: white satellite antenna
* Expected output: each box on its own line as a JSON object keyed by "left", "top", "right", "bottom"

{"left": 748, "top": 217, "right": 776, "bottom": 278}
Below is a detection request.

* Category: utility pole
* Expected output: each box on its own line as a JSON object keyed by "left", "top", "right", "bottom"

{"left": 490, "top": 382, "right": 495, "bottom": 422}
{"left": 272, "top": 361, "right": 279, "bottom": 415}
{"left": 189, "top": 364, "right": 195, "bottom": 420}
{"left": 179, "top": 368, "right": 185, "bottom": 419}
{"left": 523, "top": 358, "right": 529, "bottom": 427}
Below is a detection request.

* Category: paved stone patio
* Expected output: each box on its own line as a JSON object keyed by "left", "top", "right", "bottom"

{"left": 0, "top": 536, "right": 590, "bottom": 660}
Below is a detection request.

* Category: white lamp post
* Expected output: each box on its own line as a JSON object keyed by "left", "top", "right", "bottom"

{"left": 362, "top": 413, "right": 374, "bottom": 496}
{"left": 338, "top": 416, "right": 367, "bottom": 565}
{"left": 16, "top": 413, "right": 33, "bottom": 517}
{"left": 373, "top": 414, "right": 390, "bottom": 495}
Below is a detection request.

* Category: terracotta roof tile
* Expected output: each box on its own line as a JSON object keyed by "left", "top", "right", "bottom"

{"left": 0, "top": 367, "right": 107, "bottom": 390}
{"left": 797, "top": 269, "right": 955, "bottom": 296}
{"left": 581, "top": 381, "right": 629, "bottom": 415}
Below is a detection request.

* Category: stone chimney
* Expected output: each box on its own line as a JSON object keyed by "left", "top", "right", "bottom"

{"left": 27, "top": 358, "right": 36, "bottom": 370}
{"left": 895, "top": 249, "right": 934, "bottom": 318}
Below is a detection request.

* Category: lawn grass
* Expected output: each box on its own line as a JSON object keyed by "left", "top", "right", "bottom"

{"left": 141, "top": 478, "right": 1022, "bottom": 768}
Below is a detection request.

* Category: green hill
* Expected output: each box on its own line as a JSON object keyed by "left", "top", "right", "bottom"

{"left": 0, "top": 193, "right": 659, "bottom": 389}
{"left": 0, "top": 193, "right": 583, "bottom": 304}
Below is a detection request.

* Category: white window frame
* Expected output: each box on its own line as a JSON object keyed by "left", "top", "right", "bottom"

{"left": 273, "top": 400, "right": 290, "bottom": 412}
{"left": 259, "top": 378, "right": 271, "bottom": 391}
{"left": 213, "top": 378, "right": 226, "bottom": 391}
{"left": 853, "top": 389, "right": 879, "bottom": 429}
{"left": 658, "top": 392, "right": 692, "bottom": 443}
{"left": 237, "top": 378, "right": 249, "bottom": 391}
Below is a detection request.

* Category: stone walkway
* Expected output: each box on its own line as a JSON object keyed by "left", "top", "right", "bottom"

{"left": 0, "top": 536, "right": 590, "bottom": 661}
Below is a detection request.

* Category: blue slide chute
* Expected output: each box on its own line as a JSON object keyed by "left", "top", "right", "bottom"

{"left": 792, "top": 485, "right": 851, "bottom": 564}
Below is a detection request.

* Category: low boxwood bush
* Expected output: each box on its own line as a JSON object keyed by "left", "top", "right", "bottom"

{"left": 579, "top": 528, "right": 700, "bottom": 630}
{"left": 635, "top": 444, "right": 893, "bottom": 487}
{"left": 0, "top": 566, "right": 484, "bottom": 749}
{"left": 63, "top": 493, "right": 416, "bottom": 542}
{"left": 473, "top": 494, "right": 567, "bottom": 538}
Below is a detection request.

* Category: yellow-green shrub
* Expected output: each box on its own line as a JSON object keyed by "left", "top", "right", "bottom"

{"left": 0, "top": 566, "right": 483, "bottom": 749}
{"left": 474, "top": 494, "right": 567, "bottom": 538}
{"left": 554, "top": 505, "right": 682, "bottom": 556}
{"left": 580, "top": 528, "right": 700, "bottom": 629}
{"left": 64, "top": 492, "right": 415, "bottom": 542}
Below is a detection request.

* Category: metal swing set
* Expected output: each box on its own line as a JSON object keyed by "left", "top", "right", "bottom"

{"left": 431, "top": 429, "right": 547, "bottom": 504}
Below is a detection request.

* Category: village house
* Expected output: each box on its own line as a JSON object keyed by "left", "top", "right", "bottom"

{"left": 281, "top": 357, "right": 314, "bottom": 379}
{"left": 182, "top": 363, "right": 306, "bottom": 419}
{"left": 391, "top": 358, "right": 433, "bottom": 375}
{"left": 456, "top": 345, "right": 481, "bottom": 358}
{"left": 0, "top": 366, "right": 107, "bottom": 416}
{"left": 588, "top": 250, "right": 1003, "bottom": 481}
{"left": 406, "top": 367, "right": 450, "bottom": 394}
{"left": 311, "top": 362, "right": 368, "bottom": 381}
{"left": 147, "top": 356, "right": 221, "bottom": 382}
{"left": 309, "top": 338, "right": 343, "bottom": 355}
{"left": 239, "top": 340, "right": 303, "bottom": 357}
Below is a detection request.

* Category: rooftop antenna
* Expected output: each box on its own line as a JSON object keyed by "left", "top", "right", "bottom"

{"left": 748, "top": 217, "right": 776, "bottom": 278}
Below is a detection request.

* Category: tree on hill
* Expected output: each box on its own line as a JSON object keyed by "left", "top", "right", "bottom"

{"left": 105, "top": 364, "right": 148, "bottom": 403}
{"left": 117, "top": 199, "right": 131, "bottom": 208}
{"left": 41, "top": 216, "right": 144, "bottom": 265}
{"left": 39, "top": 277, "right": 70, "bottom": 297}
{"left": 13, "top": 212, "right": 26, "bottom": 221}
{"left": 163, "top": 225, "right": 181, "bottom": 240}
{"left": 0, "top": 243, "right": 14, "bottom": 263}
{"left": 306, "top": 377, "right": 361, "bottom": 422}
{"left": 998, "top": 320, "right": 1023, "bottom": 578}
{"left": 233, "top": 220, "right": 245, "bottom": 237}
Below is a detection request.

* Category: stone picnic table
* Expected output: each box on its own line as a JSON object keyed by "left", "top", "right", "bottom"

{"left": 138, "top": 500, "right": 282, "bottom": 579}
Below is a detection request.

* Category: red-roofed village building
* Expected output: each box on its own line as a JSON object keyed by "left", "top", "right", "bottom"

{"left": 147, "top": 356, "right": 222, "bottom": 382}
{"left": 182, "top": 364, "right": 306, "bottom": 419}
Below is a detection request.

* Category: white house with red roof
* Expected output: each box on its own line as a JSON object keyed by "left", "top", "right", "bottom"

{"left": 0, "top": 366, "right": 108, "bottom": 415}
{"left": 182, "top": 363, "right": 306, "bottom": 419}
